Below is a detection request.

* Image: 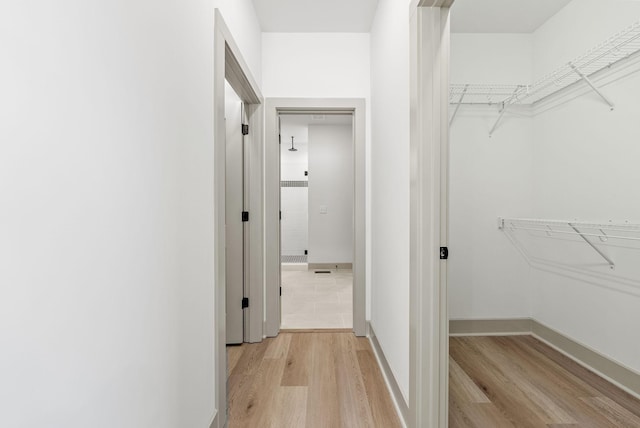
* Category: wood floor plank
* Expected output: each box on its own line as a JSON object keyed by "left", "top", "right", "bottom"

{"left": 521, "top": 335, "right": 640, "bottom": 420}
{"left": 449, "top": 356, "right": 490, "bottom": 404}
{"left": 227, "top": 344, "right": 244, "bottom": 374}
{"left": 281, "top": 333, "right": 313, "bottom": 387}
{"left": 450, "top": 401, "right": 517, "bottom": 428}
{"left": 357, "top": 349, "right": 402, "bottom": 428}
{"left": 450, "top": 337, "right": 552, "bottom": 427}
{"left": 306, "top": 333, "right": 341, "bottom": 428}
{"left": 269, "top": 386, "right": 308, "bottom": 428}
{"left": 580, "top": 396, "right": 640, "bottom": 428}
{"left": 333, "top": 333, "right": 375, "bottom": 427}
{"left": 228, "top": 358, "right": 286, "bottom": 427}
{"left": 264, "top": 332, "right": 292, "bottom": 359}
{"left": 472, "top": 337, "right": 577, "bottom": 425}
{"left": 229, "top": 332, "right": 402, "bottom": 428}
{"left": 450, "top": 336, "right": 640, "bottom": 428}
{"left": 230, "top": 339, "right": 269, "bottom": 377}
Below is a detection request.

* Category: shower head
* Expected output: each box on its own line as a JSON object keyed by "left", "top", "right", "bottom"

{"left": 289, "top": 136, "right": 298, "bottom": 152}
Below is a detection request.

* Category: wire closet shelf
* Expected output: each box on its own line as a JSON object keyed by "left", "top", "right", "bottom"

{"left": 498, "top": 217, "right": 640, "bottom": 269}
{"left": 449, "top": 20, "right": 640, "bottom": 106}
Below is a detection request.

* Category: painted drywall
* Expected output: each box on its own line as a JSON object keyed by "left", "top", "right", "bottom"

{"left": 529, "top": 0, "right": 640, "bottom": 373}
{"left": 532, "top": 0, "right": 640, "bottom": 80}
{"left": 261, "top": 32, "right": 372, "bottom": 314}
{"left": 0, "top": 1, "right": 262, "bottom": 427}
{"left": 214, "top": 0, "right": 263, "bottom": 85}
{"left": 369, "top": 0, "right": 412, "bottom": 403}
{"left": 308, "top": 125, "right": 354, "bottom": 264}
{"left": 261, "top": 33, "right": 370, "bottom": 99}
{"left": 451, "top": 33, "right": 534, "bottom": 84}
{"left": 448, "top": 34, "right": 535, "bottom": 319}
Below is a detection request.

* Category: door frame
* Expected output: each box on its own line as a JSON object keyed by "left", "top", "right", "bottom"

{"left": 409, "top": 2, "right": 453, "bottom": 428}
{"left": 264, "top": 98, "right": 367, "bottom": 337}
{"left": 213, "top": 9, "right": 263, "bottom": 428}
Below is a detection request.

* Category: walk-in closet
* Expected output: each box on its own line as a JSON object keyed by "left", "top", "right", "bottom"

{"left": 449, "top": 1, "right": 640, "bottom": 425}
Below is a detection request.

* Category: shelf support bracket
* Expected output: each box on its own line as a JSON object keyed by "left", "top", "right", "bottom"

{"left": 489, "top": 103, "right": 508, "bottom": 137}
{"left": 569, "top": 63, "right": 615, "bottom": 110}
{"left": 450, "top": 84, "right": 468, "bottom": 127}
{"left": 489, "top": 86, "right": 519, "bottom": 137}
{"left": 568, "top": 223, "right": 615, "bottom": 269}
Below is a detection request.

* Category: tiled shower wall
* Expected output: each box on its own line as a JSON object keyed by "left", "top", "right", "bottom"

{"left": 281, "top": 138, "right": 309, "bottom": 257}
{"left": 281, "top": 181, "right": 308, "bottom": 256}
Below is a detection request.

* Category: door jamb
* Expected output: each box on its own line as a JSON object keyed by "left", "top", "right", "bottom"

{"left": 213, "top": 9, "right": 263, "bottom": 428}
{"left": 264, "top": 98, "right": 367, "bottom": 338}
{"left": 409, "top": 2, "right": 453, "bottom": 428}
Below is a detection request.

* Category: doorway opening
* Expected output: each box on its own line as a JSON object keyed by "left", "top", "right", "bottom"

{"left": 279, "top": 113, "right": 354, "bottom": 329}
{"left": 264, "top": 98, "right": 367, "bottom": 338}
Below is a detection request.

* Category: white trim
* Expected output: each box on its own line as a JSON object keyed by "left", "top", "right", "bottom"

{"left": 368, "top": 322, "right": 409, "bottom": 428}
{"left": 213, "top": 9, "right": 264, "bottom": 427}
{"left": 208, "top": 411, "right": 219, "bottom": 428}
{"left": 409, "top": 5, "right": 451, "bottom": 428}
{"left": 264, "top": 98, "right": 367, "bottom": 338}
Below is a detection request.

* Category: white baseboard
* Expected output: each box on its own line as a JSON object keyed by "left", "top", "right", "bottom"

{"left": 450, "top": 318, "right": 640, "bottom": 400}
{"left": 367, "top": 321, "right": 409, "bottom": 428}
{"left": 209, "top": 411, "right": 219, "bottom": 428}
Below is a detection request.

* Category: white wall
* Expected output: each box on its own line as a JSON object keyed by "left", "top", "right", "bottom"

{"left": 449, "top": 34, "right": 535, "bottom": 320}
{"left": 214, "top": 0, "right": 263, "bottom": 85}
{"left": 529, "top": 0, "right": 640, "bottom": 372}
{"left": 308, "top": 125, "right": 354, "bottom": 264}
{"left": 451, "top": 34, "right": 533, "bottom": 84}
{"left": 0, "top": 1, "right": 262, "bottom": 427}
{"left": 262, "top": 33, "right": 370, "bottom": 99}
{"left": 261, "top": 33, "right": 372, "bottom": 310}
{"left": 532, "top": 0, "right": 640, "bottom": 80}
{"left": 370, "top": 0, "right": 411, "bottom": 403}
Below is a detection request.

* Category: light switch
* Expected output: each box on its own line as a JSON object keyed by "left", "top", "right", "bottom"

{"left": 320, "top": 205, "right": 328, "bottom": 214}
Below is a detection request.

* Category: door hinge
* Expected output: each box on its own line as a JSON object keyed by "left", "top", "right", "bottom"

{"left": 242, "top": 124, "right": 249, "bottom": 135}
{"left": 279, "top": 211, "right": 281, "bottom": 221}
{"left": 242, "top": 211, "right": 249, "bottom": 222}
{"left": 279, "top": 287, "right": 282, "bottom": 296}
{"left": 440, "top": 247, "right": 449, "bottom": 260}
{"left": 304, "top": 171, "right": 308, "bottom": 176}
{"left": 242, "top": 297, "right": 249, "bottom": 308}
{"left": 304, "top": 249, "right": 308, "bottom": 255}
{"left": 279, "top": 134, "right": 281, "bottom": 144}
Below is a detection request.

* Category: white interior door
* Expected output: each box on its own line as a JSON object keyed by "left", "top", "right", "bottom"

{"left": 225, "top": 82, "right": 245, "bottom": 345}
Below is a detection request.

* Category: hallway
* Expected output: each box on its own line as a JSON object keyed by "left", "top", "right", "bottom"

{"left": 227, "top": 332, "right": 402, "bottom": 428}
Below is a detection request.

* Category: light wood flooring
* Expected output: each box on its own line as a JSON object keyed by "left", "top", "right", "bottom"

{"left": 227, "top": 331, "right": 402, "bottom": 428}
{"left": 450, "top": 335, "right": 640, "bottom": 427}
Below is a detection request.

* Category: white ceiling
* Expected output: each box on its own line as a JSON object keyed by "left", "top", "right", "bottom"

{"left": 252, "top": 0, "right": 379, "bottom": 32}
{"left": 252, "top": 0, "right": 572, "bottom": 35}
{"left": 451, "top": 0, "right": 572, "bottom": 33}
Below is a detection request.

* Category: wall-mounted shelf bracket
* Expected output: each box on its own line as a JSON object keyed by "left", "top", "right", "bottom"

{"left": 568, "top": 223, "right": 615, "bottom": 269}
{"left": 489, "top": 86, "right": 521, "bottom": 137}
{"left": 450, "top": 84, "right": 469, "bottom": 126}
{"left": 489, "top": 103, "right": 508, "bottom": 138}
{"left": 569, "top": 63, "right": 615, "bottom": 110}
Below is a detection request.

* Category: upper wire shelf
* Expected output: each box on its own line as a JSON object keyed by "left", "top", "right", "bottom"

{"left": 450, "top": 20, "right": 640, "bottom": 107}
{"left": 498, "top": 217, "right": 640, "bottom": 269}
